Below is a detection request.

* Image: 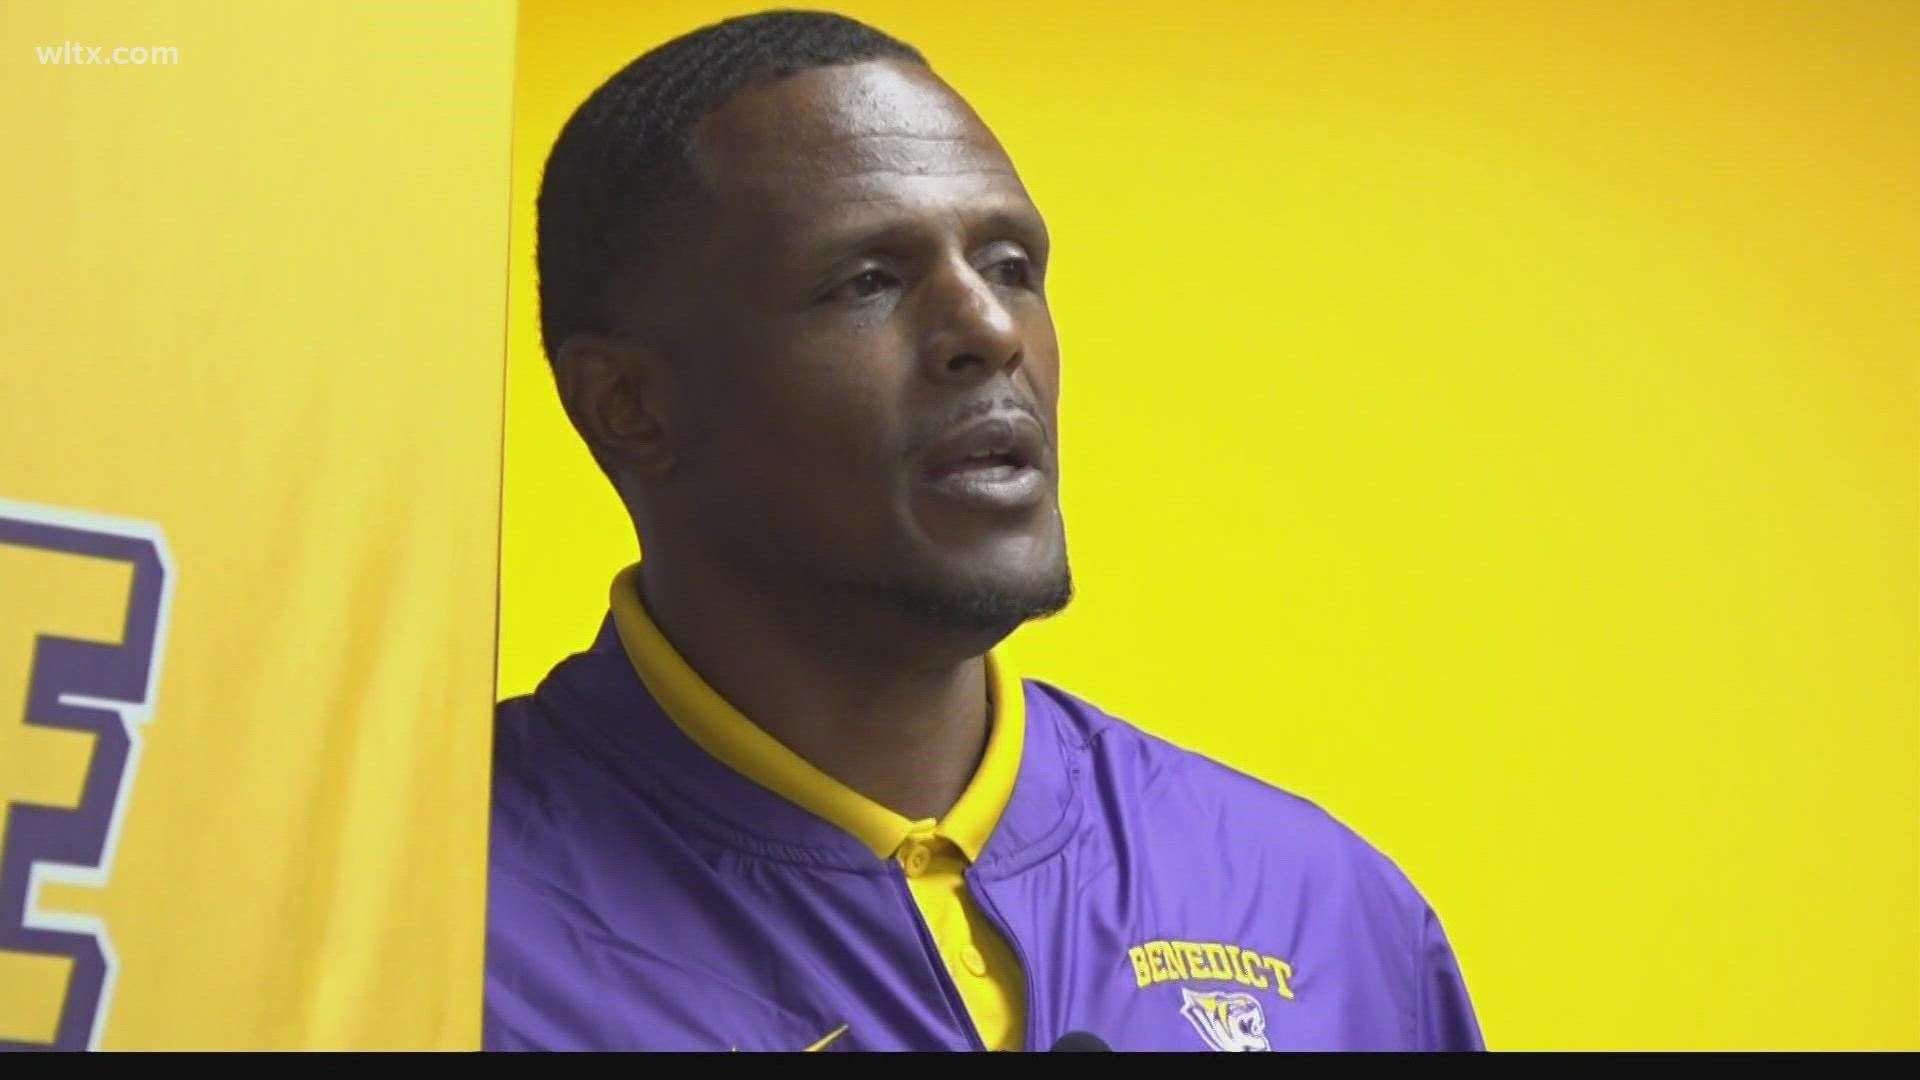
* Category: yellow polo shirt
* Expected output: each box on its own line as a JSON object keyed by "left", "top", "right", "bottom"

{"left": 607, "top": 564, "right": 1029, "bottom": 1051}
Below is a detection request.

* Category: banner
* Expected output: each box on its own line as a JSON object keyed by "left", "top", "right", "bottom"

{"left": 0, "top": 0, "right": 515, "bottom": 1049}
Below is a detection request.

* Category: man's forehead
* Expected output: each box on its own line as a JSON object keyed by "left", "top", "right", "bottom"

{"left": 692, "top": 60, "right": 1019, "bottom": 204}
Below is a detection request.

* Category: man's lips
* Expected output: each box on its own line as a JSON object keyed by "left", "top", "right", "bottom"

{"left": 918, "top": 413, "right": 1052, "bottom": 511}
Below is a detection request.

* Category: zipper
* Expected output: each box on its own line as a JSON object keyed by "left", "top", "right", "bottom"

{"left": 965, "top": 864, "right": 1041, "bottom": 1053}
{"left": 889, "top": 866, "right": 988, "bottom": 1052}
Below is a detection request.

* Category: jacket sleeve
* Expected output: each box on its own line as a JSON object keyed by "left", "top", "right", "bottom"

{"left": 1417, "top": 905, "right": 1486, "bottom": 1050}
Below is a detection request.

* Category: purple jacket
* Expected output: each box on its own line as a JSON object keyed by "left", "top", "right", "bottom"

{"left": 485, "top": 617, "right": 1484, "bottom": 1051}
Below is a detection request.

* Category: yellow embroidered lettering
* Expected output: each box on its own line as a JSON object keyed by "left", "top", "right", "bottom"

{"left": 1160, "top": 941, "right": 1189, "bottom": 981}
{"left": 1264, "top": 955, "right": 1296, "bottom": 1000}
{"left": 1202, "top": 943, "right": 1233, "bottom": 983}
{"left": 1240, "top": 946, "right": 1268, "bottom": 988}
{"left": 1224, "top": 945, "right": 1249, "bottom": 986}
{"left": 1181, "top": 942, "right": 1211, "bottom": 980}
{"left": 1124, "top": 939, "right": 1296, "bottom": 1001}
{"left": 1147, "top": 942, "right": 1171, "bottom": 983}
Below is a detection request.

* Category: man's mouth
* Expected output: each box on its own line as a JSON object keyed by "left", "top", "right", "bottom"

{"left": 919, "top": 414, "right": 1051, "bottom": 511}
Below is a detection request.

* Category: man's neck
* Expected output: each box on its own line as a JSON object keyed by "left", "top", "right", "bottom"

{"left": 635, "top": 556, "right": 992, "bottom": 823}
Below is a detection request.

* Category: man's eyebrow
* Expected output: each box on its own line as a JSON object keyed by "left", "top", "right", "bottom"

{"left": 975, "top": 206, "right": 1051, "bottom": 249}
{"left": 796, "top": 201, "right": 1050, "bottom": 265}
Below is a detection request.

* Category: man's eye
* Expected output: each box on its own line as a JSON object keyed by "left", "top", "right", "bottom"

{"left": 839, "top": 269, "right": 894, "bottom": 300}
{"left": 984, "top": 256, "right": 1033, "bottom": 288}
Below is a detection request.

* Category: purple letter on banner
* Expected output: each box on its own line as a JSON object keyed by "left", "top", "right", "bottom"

{"left": 0, "top": 501, "right": 170, "bottom": 1052}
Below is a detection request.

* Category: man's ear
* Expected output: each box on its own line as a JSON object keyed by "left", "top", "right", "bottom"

{"left": 551, "top": 334, "right": 676, "bottom": 478}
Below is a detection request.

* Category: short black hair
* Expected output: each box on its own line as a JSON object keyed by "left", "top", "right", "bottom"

{"left": 535, "top": 9, "right": 927, "bottom": 362}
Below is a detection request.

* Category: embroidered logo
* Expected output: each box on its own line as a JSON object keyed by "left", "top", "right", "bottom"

{"left": 1179, "top": 988, "right": 1270, "bottom": 1052}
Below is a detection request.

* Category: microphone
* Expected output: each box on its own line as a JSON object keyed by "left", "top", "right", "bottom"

{"left": 1049, "top": 1031, "right": 1111, "bottom": 1052}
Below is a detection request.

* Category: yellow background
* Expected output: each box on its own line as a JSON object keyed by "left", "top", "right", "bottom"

{"left": 498, "top": 0, "right": 1920, "bottom": 1050}
{"left": 1, "top": 0, "right": 515, "bottom": 1048}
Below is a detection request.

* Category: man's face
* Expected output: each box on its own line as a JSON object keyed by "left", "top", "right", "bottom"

{"left": 630, "top": 60, "right": 1069, "bottom": 638}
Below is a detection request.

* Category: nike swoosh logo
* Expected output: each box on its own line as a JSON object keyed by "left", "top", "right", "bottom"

{"left": 728, "top": 1022, "right": 851, "bottom": 1052}
{"left": 804, "top": 1024, "right": 850, "bottom": 1052}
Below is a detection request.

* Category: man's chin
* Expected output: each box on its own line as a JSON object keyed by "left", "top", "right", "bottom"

{"left": 868, "top": 562, "right": 1074, "bottom": 641}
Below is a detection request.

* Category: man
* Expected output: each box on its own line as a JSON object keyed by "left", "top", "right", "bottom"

{"left": 486, "top": 9, "right": 1482, "bottom": 1052}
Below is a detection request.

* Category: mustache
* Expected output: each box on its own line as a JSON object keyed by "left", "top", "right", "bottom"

{"left": 902, "top": 396, "right": 1055, "bottom": 459}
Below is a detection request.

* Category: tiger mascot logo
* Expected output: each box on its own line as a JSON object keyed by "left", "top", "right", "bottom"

{"left": 1179, "top": 987, "right": 1272, "bottom": 1052}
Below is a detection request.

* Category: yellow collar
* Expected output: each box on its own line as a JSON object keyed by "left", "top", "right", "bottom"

{"left": 608, "top": 563, "right": 1023, "bottom": 863}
